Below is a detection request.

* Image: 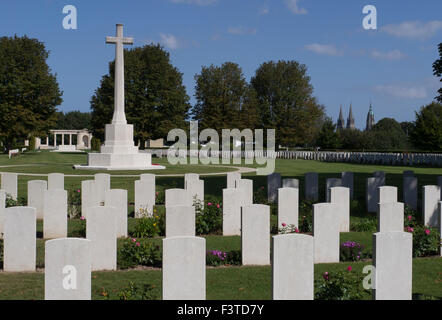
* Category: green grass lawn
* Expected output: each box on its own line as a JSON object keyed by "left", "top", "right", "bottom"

{"left": 0, "top": 151, "right": 441, "bottom": 300}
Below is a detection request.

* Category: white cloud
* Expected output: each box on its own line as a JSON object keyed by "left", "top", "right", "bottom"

{"left": 374, "top": 78, "right": 440, "bottom": 99}
{"left": 159, "top": 33, "right": 180, "bottom": 50}
{"left": 259, "top": 6, "right": 269, "bottom": 15}
{"left": 304, "top": 43, "right": 344, "bottom": 56}
{"left": 170, "top": 0, "right": 217, "bottom": 5}
{"left": 382, "top": 20, "right": 442, "bottom": 39}
{"left": 285, "top": 0, "right": 307, "bottom": 15}
{"left": 370, "top": 49, "right": 407, "bottom": 60}
{"left": 374, "top": 84, "right": 427, "bottom": 99}
{"left": 228, "top": 26, "right": 257, "bottom": 35}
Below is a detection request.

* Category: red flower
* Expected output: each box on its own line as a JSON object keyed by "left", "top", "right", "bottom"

{"left": 425, "top": 229, "right": 431, "bottom": 235}
{"left": 347, "top": 266, "right": 352, "bottom": 272}
{"left": 282, "top": 223, "right": 287, "bottom": 227}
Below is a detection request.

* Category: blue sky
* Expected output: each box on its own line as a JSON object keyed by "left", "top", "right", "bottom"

{"left": 0, "top": 0, "right": 441, "bottom": 129}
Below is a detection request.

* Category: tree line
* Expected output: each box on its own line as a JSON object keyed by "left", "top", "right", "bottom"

{"left": 0, "top": 34, "right": 441, "bottom": 152}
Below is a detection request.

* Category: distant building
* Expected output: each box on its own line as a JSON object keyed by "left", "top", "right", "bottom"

{"left": 366, "top": 104, "right": 375, "bottom": 131}
{"left": 336, "top": 105, "right": 356, "bottom": 130}
{"left": 346, "top": 104, "right": 355, "bottom": 130}
{"left": 337, "top": 105, "right": 345, "bottom": 130}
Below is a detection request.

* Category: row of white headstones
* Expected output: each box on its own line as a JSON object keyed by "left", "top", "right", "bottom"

{"left": 0, "top": 171, "right": 441, "bottom": 300}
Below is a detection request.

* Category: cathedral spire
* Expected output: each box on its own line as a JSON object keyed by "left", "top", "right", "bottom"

{"left": 366, "top": 103, "right": 375, "bottom": 131}
{"left": 337, "top": 105, "right": 345, "bottom": 130}
{"left": 346, "top": 104, "right": 355, "bottom": 130}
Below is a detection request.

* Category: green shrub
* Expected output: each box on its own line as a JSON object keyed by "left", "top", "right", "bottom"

{"left": 5, "top": 194, "right": 26, "bottom": 207}
{"left": 70, "top": 217, "right": 86, "bottom": 238}
{"left": 131, "top": 209, "right": 165, "bottom": 238}
{"left": 117, "top": 238, "right": 161, "bottom": 269}
{"left": 100, "top": 282, "right": 159, "bottom": 300}
{"left": 195, "top": 199, "right": 223, "bottom": 235}
{"left": 407, "top": 226, "right": 440, "bottom": 257}
{"left": 206, "top": 250, "right": 241, "bottom": 266}
{"left": 299, "top": 200, "right": 314, "bottom": 233}
{"left": 253, "top": 185, "right": 268, "bottom": 204}
{"left": 91, "top": 137, "right": 101, "bottom": 151}
{"left": 340, "top": 241, "right": 370, "bottom": 262}
{"left": 67, "top": 188, "right": 82, "bottom": 218}
{"left": 350, "top": 218, "right": 377, "bottom": 232}
{"left": 315, "top": 267, "right": 365, "bottom": 300}
{"left": 155, "top": 190, "right": 165, "bottom": 205}
{"left": 28, "top": 136, "right": 36, "bottom": 151}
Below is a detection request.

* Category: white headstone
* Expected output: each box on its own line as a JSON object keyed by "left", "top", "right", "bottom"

{"left": 373, "top": 232, "right": 412, "bottom": 300}
{"left": 282, "top": 179, "right": 299, "bottom": 189}
{"left": 3, "top": 207, "right": 36, "bottom": 272}
{"left": 162, "top": 236, "right": 206, "bottom": 300}
{"left": 48, "top": 173, "right": 64, "bottom": 190}
{"left": 272, "top": 234, "right": 314, "bottom": 300}
{"left": 184, "top": 173, "right": 199, "bottom": 188}
{"left": 81, "top": 180, "right": 100, "bottom": 218}
{"left": 378, "top": 186, "right": 397, "bottom": 204}
{"left": 305, "top": 172, "right": 318, "bottom": 201}
{"left": 236, "top": 179, "right": 253, "bottom": 206}
{"left": 105, "top": 189, "right": 128, "bottom": 237}
{"left": 377, "top": 202, "right": 404, "bottom": 232}
{"left": 267, "top": 173, "right": 282, "bottom": 203}
{"left": 329, "top": 187, "right": 350, "bottom": 232}
{"left": 422, "top": 185, "right": 440, "bottom": 227}
{"left": 186, "top": 179, "right": 204, "bottom": 205}
{"left": 94, "top": 173, "right": 111, "bottom": 205}
{"left": 313, "top": 203, "right": 339, "bottom": 263}
{"left": 241, "top": 204, "right": 270, "bottom": 265}
{"left": 135, "top": 174, "right": 155, "bottom": 217}
{"left": 227, "top": 172, "right": 241, "bottom": 189}
{"left": 28, "top": 180, "right": 48, "bottom": 219}
{"left": 0, "top": 189, "right": 5, "bottom": 238}
{"left": 165, "top": 188, "right": 192, "bottom": 208}
{"left": 277, "top": 188, "right": 299, "bottom": 230}
{"left": 403, "top": 177, "right": 418, "bottom": 210}
{"left": 85, "top": 206, "right": 117, "bottom": 271}
{"left": 166, "top": 206, "right": 195, "bottom": 238}
{"left": 222, "top": 188, "right": 245, "bottom": 236}
{"left": 366, "top": 177, "right": 385, "bottom": 212}
{"left": 325, "top": 178, "right": 342, "bottom": 202}
{"left": 341, "top": 172, "right": 354, "bottom": 199}
{"left": 44, "top": 238, "right": 91, "bottom": 300}
{"left": 43, "top": 189, "right": 67, "bottom": 239}
{"left": 1, "top": 173, "right": 17, "bottom": 200}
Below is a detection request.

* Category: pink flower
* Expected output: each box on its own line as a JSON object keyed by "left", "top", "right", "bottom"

{"left": 282, "top": 223, "right": 287, "bottom": 227}
{"left": 132, "top": 238, "right": 136, "bottom": 242}
{"left": 77, "top": 189, "right": 81, "bottom": 193}
{"left": 406, "top": 227, "right": 414, "bottom": 233}
{"left": 136, "top": 242, "right": 140, "bottom": 247}
{"left": 323, "top": 272, "right": 329, "bottom": 280}
{"left": 408, "top": 215, "right": 412, "bottom": 221}
{"left": 425, "top": 229, "right": 431, "bottom": 235}
{"left": 347, "top": 266, "right": 352, "bottom": 272}
{"left": 156, "top": 192, "right": 159, "bottom": 196}
{"left": 80, "top": 216, "right": 85, "bottom": 221}
{"left": 216, "top": 204, "right": 220, "bottom": 208}
{"left": 295, "top": 228, "right": 300, "bottom": 233}
{"left": 207, "top": 202, "right": 212, "bottom": 206}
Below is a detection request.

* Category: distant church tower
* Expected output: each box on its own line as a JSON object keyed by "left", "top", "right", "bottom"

{"left": 366, "top": 103, "right": 375, "bottom": 131}
{"left": 346, "top": 104, "right": 355, "bottom": 130}
{"left": 337, "top": 105, "right": 345, "bottom": 130}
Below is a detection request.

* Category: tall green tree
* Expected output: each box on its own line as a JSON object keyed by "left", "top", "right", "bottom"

{"left": 0, "top": 35, "right": 62, "bottom": 150}
{"left": 251, "top": 60, "right": 324, "bottom": 147}
{"left": 372, "top": 118, "right": 409, "bottom": 151}
{"left": 316, "top": 118, "right": 340, "bottom": 149}
{"left": 433, "top": 43, "right": 442, "bottom": 103}
{"left": 192, "top": 62, "right": 259, "bottom": 132}
{"left": 410, "top": 102, "right": 442, "bottom": 151}
{"left": 90, "top": 44, "right": 190, "bottom": 144}
{"left": 56, "top": 111, "right": 91, "bottom": 130}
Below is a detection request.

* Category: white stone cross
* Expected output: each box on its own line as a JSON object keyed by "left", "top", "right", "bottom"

{"left": 106, "top": 24, "right": 133, "bottom": 125}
